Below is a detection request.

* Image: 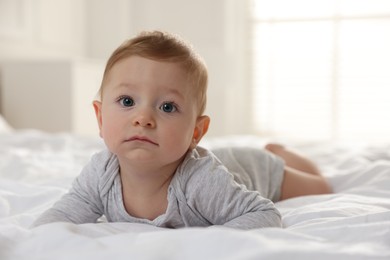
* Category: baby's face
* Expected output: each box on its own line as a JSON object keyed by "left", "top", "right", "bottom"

{"left": 95, "top": 56, "right": 199, "bottom": 168}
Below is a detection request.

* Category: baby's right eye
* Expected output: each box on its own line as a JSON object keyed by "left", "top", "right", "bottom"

{"left": 118, "top": 96, "right": 134, "bottom": 107}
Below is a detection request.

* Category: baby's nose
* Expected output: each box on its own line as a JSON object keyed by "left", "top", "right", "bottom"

{"left": 132, "top": 109, "right": 156, "bottom": 128}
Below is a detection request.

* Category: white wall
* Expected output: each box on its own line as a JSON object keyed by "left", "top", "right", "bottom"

{"left": 0, "top": 0, "right": 252, "bottom": 137}
{"left": 84, "top": 0, "right": 132, "bottom": 60}
{"left": 0, "top": 0, "right": 86, "bottom": 59}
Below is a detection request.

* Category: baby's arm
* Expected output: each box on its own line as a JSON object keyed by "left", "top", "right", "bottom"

{"left": 31, "top": 156, "right": 104, "bottom": 227}
{"left": 186, "top": 163, "right": 282, "bottom": 229}
{"left": 219, "top": 186, "right": 281, "bottom": 229}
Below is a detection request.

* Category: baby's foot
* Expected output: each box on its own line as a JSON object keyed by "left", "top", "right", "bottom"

{"left": 265, "top": 143, "right": 284, "bottom": 153}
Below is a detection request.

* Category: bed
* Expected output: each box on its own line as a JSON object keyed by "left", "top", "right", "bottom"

{"left": 1, "top": 116, "right": 390, "bottom": 260}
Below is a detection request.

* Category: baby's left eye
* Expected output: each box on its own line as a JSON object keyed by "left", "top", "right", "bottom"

{"left": 160, "top": 102, "right": 177, "bottom": 113}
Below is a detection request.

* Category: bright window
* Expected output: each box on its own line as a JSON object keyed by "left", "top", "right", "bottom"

{"left": 251, "top": 0, "right": 390, "bottom": 142}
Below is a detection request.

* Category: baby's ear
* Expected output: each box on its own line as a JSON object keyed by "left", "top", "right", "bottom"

{"left": 92, "top": 101, "right": 103, "bottom": 138}
{"left": 191, "top": 115, "right": 210, "bottom": 149}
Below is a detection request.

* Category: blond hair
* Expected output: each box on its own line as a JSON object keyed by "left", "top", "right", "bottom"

{"left": 98, "top": 31, "right": 208, "bottom": 116}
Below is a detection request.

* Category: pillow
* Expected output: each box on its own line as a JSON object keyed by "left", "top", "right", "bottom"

{"left": 0, "top": 115, "right": 12, "bottom": 133}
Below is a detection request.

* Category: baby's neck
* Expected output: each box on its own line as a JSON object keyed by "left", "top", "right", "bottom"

{"left": 118, "top": 161, "right": 177, "bottom": 220}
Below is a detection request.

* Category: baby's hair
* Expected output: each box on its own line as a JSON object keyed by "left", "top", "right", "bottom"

{"left": 98, "top": 30, "right": 208, "bottom": 116}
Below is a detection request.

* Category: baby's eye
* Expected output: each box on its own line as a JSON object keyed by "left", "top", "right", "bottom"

{"left": 160, "top": 102, "right": 177, "bottom": 113}
{"left": 119, "top": 96, "right": 134, "bottom": 107}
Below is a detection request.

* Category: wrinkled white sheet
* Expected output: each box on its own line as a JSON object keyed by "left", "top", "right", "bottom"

{"left": 1, "top": 131, "right": 389, "bottom": 260}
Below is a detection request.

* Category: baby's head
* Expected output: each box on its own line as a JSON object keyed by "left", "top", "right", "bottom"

{"left": 98, "top": 30, "right": 208, "bottom": 116}
{"left": 94, "top": 31, "right": 210, "bottom": 155}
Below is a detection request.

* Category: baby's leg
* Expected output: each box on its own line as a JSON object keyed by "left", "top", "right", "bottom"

{"left": 265, "top": 143, "right": 332, "bottom": 200}
{"left": 265, "top": 144, "right": 321, "bottom": 175}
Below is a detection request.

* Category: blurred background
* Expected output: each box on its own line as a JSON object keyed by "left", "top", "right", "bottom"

{"left": 0, "top": 0, "right": 389, "bottom": 143}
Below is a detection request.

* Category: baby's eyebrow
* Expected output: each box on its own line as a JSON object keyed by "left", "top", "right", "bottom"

{"left": 112, "top": 83, "right": 187, "bottom": 101}
{"left": 114, "top": 83, "right": 136, "bottom": 90}
{"left": 165, "top": 88, "right": 185, "bottom": 100}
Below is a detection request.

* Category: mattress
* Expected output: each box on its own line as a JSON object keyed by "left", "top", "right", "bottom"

{"left": 1, "top": 131, "right": 389, "bottom": 259}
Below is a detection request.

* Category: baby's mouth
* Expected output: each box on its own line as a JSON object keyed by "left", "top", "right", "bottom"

{"left": 126, "top": 136, "right": 159, "bottom": 146}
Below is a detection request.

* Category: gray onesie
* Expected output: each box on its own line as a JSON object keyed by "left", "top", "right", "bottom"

{"left": 32, "top": 146, "right": 284, "bottom": 229}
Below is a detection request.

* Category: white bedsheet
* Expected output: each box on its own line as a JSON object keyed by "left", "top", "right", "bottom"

{"left": 1, "top": 131, "right": 389, "bottom": 259}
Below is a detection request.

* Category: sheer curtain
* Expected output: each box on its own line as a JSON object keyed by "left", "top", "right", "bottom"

{"left": 250, "top": 0, "right": 390, "bottom": 142}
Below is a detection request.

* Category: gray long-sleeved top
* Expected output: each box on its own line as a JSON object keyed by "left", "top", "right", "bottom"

{"left": 32, "top": 146, "right": 283, "bottom": 229}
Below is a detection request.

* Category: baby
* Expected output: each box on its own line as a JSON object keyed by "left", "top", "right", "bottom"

{"left": 32, "top": 31, "right": 331, "bottom": 229}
